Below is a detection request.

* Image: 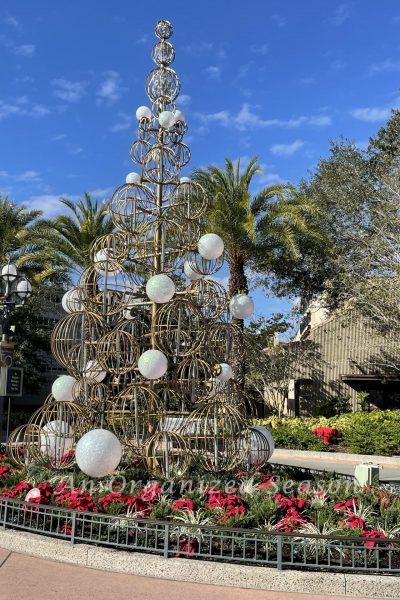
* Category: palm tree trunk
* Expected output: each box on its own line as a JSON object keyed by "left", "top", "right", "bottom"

{"left": 228, "top": 251, "right": 248, "bottom": 394}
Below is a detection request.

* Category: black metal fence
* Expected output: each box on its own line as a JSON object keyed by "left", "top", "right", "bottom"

{"left": 1, "top": 497, "right": 399, "bottom": 574}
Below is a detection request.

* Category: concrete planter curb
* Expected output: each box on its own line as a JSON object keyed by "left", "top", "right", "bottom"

{"left": 272, "top": 448, "right": 400, "bottom": 467}
{"left": 0, "top": 528, "right": 398, "bottom": 598}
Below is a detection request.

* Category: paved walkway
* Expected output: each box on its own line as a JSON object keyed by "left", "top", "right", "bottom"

{"left": 0, "top": 548, "right": 380, "bottom": 600}
{"left": 272, "top": 456, "right": 400, "bottom": 483}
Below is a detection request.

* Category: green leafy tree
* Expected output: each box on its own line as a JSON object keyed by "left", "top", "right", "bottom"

{"left": 368, "top": 109, "right": 400, "bottom": 177}
{"left": 0, "top": 195, "right": 58, "bottom": 282}
{"left": 193, "top": 158, "right": 318, "bottom": 388}
{"left": 43, "top": 193, "right": 114, "bottom": 275}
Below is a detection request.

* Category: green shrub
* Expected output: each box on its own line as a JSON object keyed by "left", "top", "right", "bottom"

{"left": 254, "top": 410, "right": 400, "bottom": 456}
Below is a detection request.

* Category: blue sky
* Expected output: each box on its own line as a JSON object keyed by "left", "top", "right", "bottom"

{"left": 1, "top": 0, "right": 399, "bottom": 319}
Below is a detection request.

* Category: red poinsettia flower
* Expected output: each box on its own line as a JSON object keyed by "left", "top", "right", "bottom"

{"left": 362, "top": 529, "right": 386, "bottom": 548}
{"left": 222, "top": 504, "right": 246, "bottom": 520}
{"left": 275, "top": 507, "right": 306, "bottom": 532}
{"left": 334, "top": 499, "right": 356, "bottom": 513}
{"left": 171, "top": 498, "right": 195, "bottom": 511}
{"left": 340, "top": 515, "right": 365, "bottom": 530}
{"left": 0, "top": 480, "right": 32, "bottom": 499}
{"left": 139, "top": 482, "right": 162, "bottom": 502}
{"left": 0, "top": 465, "right": 11, "bottom": 478}
{"left": 313, "top": 427, "right": 339, "bottom": 445}
{"left": 273, "top": 493, "right": 308, "bottom": 511}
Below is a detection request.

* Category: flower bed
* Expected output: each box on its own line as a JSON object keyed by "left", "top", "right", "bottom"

{"left": 1, "top": 454, "right": 399, "bottom": 541}
{"left": 254, "top": 410, "right": 400, "bottom": 455}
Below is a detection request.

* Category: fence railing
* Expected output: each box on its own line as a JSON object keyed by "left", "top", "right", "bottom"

{"left": 1, "top": 497, "right": 399, "bottom": 574}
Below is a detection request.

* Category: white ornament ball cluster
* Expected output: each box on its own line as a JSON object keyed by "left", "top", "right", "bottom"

{"left": 76, "top": 429, "right": 122, "bottom": 478}
{"left": 229, "top": 293, "right": 254, "bottom": 319}
{"left": 51, "top": 375, "right": 77, "bottom": 402}
{"left": 146, "top": 274, "right": 175, "bottom": 303}
{"left": 198, "top": 233, "right": 224, "bottom": 260}
{"left": 138, "top": 349, "right": 168, "bottom": 380}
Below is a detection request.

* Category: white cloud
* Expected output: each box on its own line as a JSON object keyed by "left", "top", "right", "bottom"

{"left": 97, "top": 71, "right": 124, "bottom": 105}
{"left": 135, "top": 34, "right": 148, "bottom": 44}
{"left": 12, "top": 43, "right": 35, "bottom": 56}
{"left": 299, "top": 77, "right": 315, "bottom": 85}
{"left": 177, "top": 94, "right": 191, "bottom": 106}
{"left": 184, "top": 41, "right": 213, "bottom": 54}
{"left": 51, "top": 78, "right": 87, "bottom": 102}
{"left": 270, "top": 139, "right": 305, "bottom": 156}
{"left": 205, "top": 65, "right": 221, "bottom": 80}
{"left": 369, "top": 58, "right": 400, "bottom": 74}
{"left": 0, "top": 35, "right": 35, "bottom": 56}
{"left": 30, "top": 104, "right": 50, "bottom": 117}
{"left": 330, "top": 3, "right": 350, "bottom": 25}
{"left": 28, "top": 194, "right": 68, "bottom": 217}
{"left": 14, "top": 170, "right": 41, "bottom": 183}
{"left": 195, "top": 104, "right": 331, "bottom": 131}
{"left": 351, "top": 106, "right": 392, "bottom": 122}
{"left": 3, "top": 15, "right": 21, "bottom": 30}
{"left": 88, "top": 187, "right": 113, "bottom": 199}
{"left": 52, "top": 133, "right": 67, "bottom": 141}
{"left": 257, "top": 171, "right": 284, "bottom": 185}
{"left": 330, "top": 59, "right": 346, "bottom": 70}
{"left": 0, "top": 98, "right": 50, "bottom": 121}
{"left": 110, "top": 112, "right": 132, "bottom": 132}
{"left": 271, "top": 14, "right": 287, "bottom": 27}
{"left": 250, "top": 44, "right": 269, "bottom": 56}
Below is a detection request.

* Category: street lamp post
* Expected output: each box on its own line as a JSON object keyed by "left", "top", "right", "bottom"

{"left": 0, "top": 259, "right": 32, "bottom": 442}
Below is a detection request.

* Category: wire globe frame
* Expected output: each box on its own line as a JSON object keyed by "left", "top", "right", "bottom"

{"left": 16, "top": 19, "right": 273, "bottom": 479}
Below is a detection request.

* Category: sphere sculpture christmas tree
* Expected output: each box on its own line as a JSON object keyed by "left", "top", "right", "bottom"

{"left": 8, "top": 20, "right": 274, "bottom": 477}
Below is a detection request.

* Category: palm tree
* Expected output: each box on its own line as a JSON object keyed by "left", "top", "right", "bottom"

{"left": 193, "top": 157, "right": 319, "bottom": 388}
{"left": 0, "top": 195, "right": 56, "bottom": 282}
{"left": 43, "top": 193, "right": 114, "bottom": 275}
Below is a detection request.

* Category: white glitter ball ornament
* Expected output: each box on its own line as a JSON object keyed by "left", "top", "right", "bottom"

{"left": 146, "top": 274, "right": 175, "bottom": 303}
{"left": 198, "top": 233, "right": 224, "bottom": 260}
{"left": 138, "top": 349, "right": 168, "bottom": 380}
{"left": 136, "top": 106, "right": 152, "bottom": 121}
{"left": 229, "top": 294, "right": 254, "bottom": 319}
{"left": 51, "top": 375, "right": 77, "bottom": 402}
{"left": 174, "top": 110, "right": 185, "bottom": 123}
{"left": 83, "top": 360, "right": 107, "bottom": 383}
{"left": 215, "top": 363, "right": 234, "bottom": 383}
{"left": 93, "top": 250, "right": 120, "bottom": 275}
{"left": 76, "top": 429, "right": 122, "bottom": 478}
{"left": 158, "top": 110, "right": 175, "bottom": 129}
{"left": 40, "top": 420, "right": 73, "bottom": 461}
{"left": 126, "top": 172, "right": 141, "bottom": 184}
{"left": 248, "top": 425, "right": 275, "bottom": 467}
{"left": 61, "top": 288, "right": 82, "bottom": 313}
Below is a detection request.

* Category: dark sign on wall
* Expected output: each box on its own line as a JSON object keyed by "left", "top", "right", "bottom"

{"left": 0, "top": 367, "right": 23, "bottom": 396}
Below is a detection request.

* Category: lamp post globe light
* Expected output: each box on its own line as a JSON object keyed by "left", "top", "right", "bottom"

{"left": 0, "top": 258, "right": 32, "bottom": 441}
